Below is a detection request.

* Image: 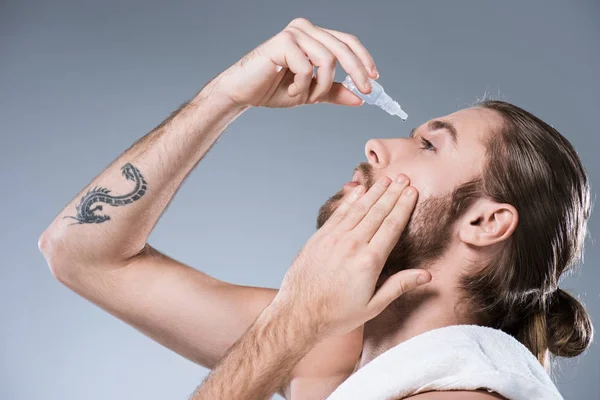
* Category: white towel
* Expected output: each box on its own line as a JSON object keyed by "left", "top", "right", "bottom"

{"left": 325, "top": 324, "right": 563, "bottom": 400}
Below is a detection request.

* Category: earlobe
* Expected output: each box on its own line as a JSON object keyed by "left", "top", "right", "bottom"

{"left": 458, "top": 201, "right": 518, "bottom": 247}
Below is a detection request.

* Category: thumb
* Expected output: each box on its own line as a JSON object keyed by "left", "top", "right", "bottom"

{"left": 368, "top": 270, "right": 431, "bottom": 315}
{"left": 321, "top": 83, "right": 365, "bottom": 106}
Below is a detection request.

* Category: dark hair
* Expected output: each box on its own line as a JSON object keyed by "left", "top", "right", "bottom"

{"left": 451, "top": 100, "right": 594, "bottom": 375}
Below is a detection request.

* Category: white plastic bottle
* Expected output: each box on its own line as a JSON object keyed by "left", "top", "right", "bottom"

{"left": 342, "top": 75, "right": 408, "bottom": 120}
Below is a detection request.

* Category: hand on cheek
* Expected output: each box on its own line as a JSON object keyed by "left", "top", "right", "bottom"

{"left": 273, "top": 173, "right": 431, "bottom": 338}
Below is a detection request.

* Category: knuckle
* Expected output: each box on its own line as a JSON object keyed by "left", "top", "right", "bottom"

{"left": 389, "top": 186, "right": 403, "bottom": 196}
{"left": 285, "top": 26, "right": 302, "bottom": 35}
{"left": 321, "top": 52, "right": 336, "bottom": 67}
{"left": 370, "top": 205, "right": 388, "bottom": 219}
{"left": 398, "top": 280, "right": 411, "bottom": 295}
{"left": 360, "top": 251, "right": 379, "bottom": 268}
{"left": 342, "top": 235, "right": 362, "bottom": 252}
{"left": 390, "top": 186, "right": 406, "bottom": 198}
{"left": 321, "top": 234, "right": 339, "bottom": 249}
{"left": 281, "top": 26, "right": 298, "bottom": 37}
{"left": 279, "top": 30, "right": 295, "bottom": 42}
{"left": 338, "top": 41, "right": 353, "bottom": 54}
{"left": 351, "top": 202, "right": 368, "bottom": 216}
{"left": 340, "top": 45, "right": 361, "bottom": 66}
{"left": 385, "top": 216, "right": 402, "bottom": 228}
{"left": 289, "top": 17, "right": 310, "bottom": 27}
{"left": 351, "top": 58, "right": 367, "bottom": 73}
{"left": 347, "top": 34, "right": 360, "bottom": 44}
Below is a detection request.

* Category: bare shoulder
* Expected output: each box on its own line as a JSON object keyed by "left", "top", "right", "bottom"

{"left": 402, "top": 389, "right": 508, "bottom": 399}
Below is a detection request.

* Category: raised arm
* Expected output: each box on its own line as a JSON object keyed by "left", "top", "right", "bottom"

{"left": 39, "top": 17, "right": 377, "bottom": 398}
{"left": 37, "top": 77, "right": 269, "bottom": 365}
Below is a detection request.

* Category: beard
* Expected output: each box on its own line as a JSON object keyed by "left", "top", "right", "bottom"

{"left": 316, "top": 182, "right": 458, "bottom": 288}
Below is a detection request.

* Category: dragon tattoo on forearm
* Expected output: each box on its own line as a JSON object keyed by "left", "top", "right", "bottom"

{"left": 63, "top": 163, "right": 147, "bottom": 225}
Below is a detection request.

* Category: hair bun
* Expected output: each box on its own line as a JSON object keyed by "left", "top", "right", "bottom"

{"left": 546, "top": 288, "right": 594, "bottom": 357}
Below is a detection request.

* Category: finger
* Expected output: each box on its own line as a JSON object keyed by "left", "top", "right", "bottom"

{"left": 272, "top": 32, "right": 314, "bottom": 97}
{"left": 318, "top": 27, "right": 378, "bottom": 79}
{"left": 367, "top": 270, "right": 431, "bottom": 316}
{"left": 352, "top": 174, "right": 410, "bottom": 241}
{"left": 263, "top": 67, "right": 294, "bottom": 102}
{"left": 330, "top": 176, "right": 392, "bottom": 236}
{"left": 286, "top": 26, "right": 336, "bottom": 103}
{"left": 288, "top": 18, "right": 372, "bottom": 95}
{"left": 368, "top": 185, "right": 418, "bottom": 256}
{"left": 320, "top": 83, "right": 364, "bottom": 106}
{"left": 269, "top": 32, "right": 314, "bottom": 96}
{"left": 318, "top": 184, "right": 366, "bottom": 235}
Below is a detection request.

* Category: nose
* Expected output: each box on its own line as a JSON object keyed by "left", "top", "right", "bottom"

{"left": 364, "top": 139, "right": 389, "bottom": 168}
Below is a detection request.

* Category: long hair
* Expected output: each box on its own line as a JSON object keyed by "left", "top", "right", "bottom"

{"left": 452, "top": 100, "right": 593, "bottom": 376}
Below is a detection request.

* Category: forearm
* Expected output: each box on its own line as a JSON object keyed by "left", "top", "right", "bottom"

{"left": 190, "top": 302, "right": 321, "bottom": 400}
{"left": 41, "top": 78, "right": 248, "bottom": 267}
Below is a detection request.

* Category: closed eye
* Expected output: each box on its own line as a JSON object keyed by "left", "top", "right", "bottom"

{"left": 419, "top": 137, "right": 436, "bottom": 151}
{"left": 408, "top": 128, "right": 436, "bottom": 152}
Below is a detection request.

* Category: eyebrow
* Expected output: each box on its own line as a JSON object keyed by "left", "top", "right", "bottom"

{"left": 409, "top": 120, "right": 459, "bottom": 148}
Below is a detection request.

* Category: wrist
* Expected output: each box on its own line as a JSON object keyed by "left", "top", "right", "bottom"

{"left": 197, "top": 74, "right": 251, "bottom": 115}
{"left": 260, "top": 299, "right": 326, "bottom": 344}
{"left": 192, "top": 300, "right": 322, "bottom": 399}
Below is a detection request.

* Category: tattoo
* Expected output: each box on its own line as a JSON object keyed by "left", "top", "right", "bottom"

{"left": 63, "top": 163, "right": 147, "bottom": 225}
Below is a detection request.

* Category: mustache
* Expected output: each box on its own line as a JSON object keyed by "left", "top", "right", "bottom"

{"left": 354, "top": 162, "right": 374, "bottom": 189}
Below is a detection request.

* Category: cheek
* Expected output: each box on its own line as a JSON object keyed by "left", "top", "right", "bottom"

{"left": 404, "top": 167, "right": 450, "bottom": 199}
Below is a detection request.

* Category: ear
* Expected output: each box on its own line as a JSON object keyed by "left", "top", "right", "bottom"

{"left": 458, "top": 198, "right": 518, "bottom": 247}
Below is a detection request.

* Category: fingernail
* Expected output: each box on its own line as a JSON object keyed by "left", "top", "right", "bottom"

{"left": 350, "top": 185, "right": 365, "bottom": 200}
{"left": 396, "top": 174, "right": 407, "bottom": 184}
{"left": 417, "top": 275, "right": 429, "bottom": 285}
{"left": 379, "top": 176, "right": 391, "bottom": 186}
{"left": 372, "top": 66, "right": 379, "bottom": 78}
{"left": 404, "top": 187, "right": 416, "bottom": 197}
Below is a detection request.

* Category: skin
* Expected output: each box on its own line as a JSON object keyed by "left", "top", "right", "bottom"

{"left": 353, "top": 107, "right": 518, "bottom": 372}
{"left": 39, "top": 17, "right": 514, "bottom": 400}
{"left": 191, "top": 172, "right": 429, "bottom": 399}
{"left": 192, "top": 106, "right": 516, "bottom": 399}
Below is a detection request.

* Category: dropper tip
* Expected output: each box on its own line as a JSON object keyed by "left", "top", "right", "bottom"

{"left": 396, "top": 108, "right": 408, "bottom": 121}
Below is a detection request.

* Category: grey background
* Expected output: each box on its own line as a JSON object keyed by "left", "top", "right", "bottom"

{"left": 1, "top": 0, "right": 599, "bottom": 399}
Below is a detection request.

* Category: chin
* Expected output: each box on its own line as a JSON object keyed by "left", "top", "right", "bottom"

{"left": 316, "top": 188, "right": 345, "bottom": 229}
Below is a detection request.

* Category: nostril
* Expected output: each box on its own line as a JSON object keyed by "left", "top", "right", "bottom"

{"left": 369, "top": 150, "right": 379, "bottom": 163}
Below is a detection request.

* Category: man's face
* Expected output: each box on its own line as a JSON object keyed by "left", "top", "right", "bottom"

{"left": 316, "top": 107, "right": 503, "bottom": 279}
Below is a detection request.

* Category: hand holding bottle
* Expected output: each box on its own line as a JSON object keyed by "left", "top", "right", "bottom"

{"left": 212, "top": 18, "right": 379, "bottom": 109}
{"left": 342, "top": 75, "right": 408, "bottom": 120}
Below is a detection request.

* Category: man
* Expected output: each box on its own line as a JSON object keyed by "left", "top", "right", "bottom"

{"left": 39, "top": 18, "right": 592, "bottom": 399}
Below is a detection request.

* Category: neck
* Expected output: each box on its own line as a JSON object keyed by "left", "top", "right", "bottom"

{"left": 355, "top": 261, "right": 482, "bottom": 371}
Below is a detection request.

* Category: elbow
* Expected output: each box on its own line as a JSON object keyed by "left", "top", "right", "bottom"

{"left": 38, "top": 229, "right": 75, "bottom": 285}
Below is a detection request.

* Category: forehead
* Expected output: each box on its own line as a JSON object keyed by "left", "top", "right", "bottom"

{"left": 439, "top": 107, "right": 503, "bottom": 145}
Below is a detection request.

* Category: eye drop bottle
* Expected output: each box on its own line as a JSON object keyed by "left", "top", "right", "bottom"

{"left": 342, "top": 75, "right": 408, "bottom": 120}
